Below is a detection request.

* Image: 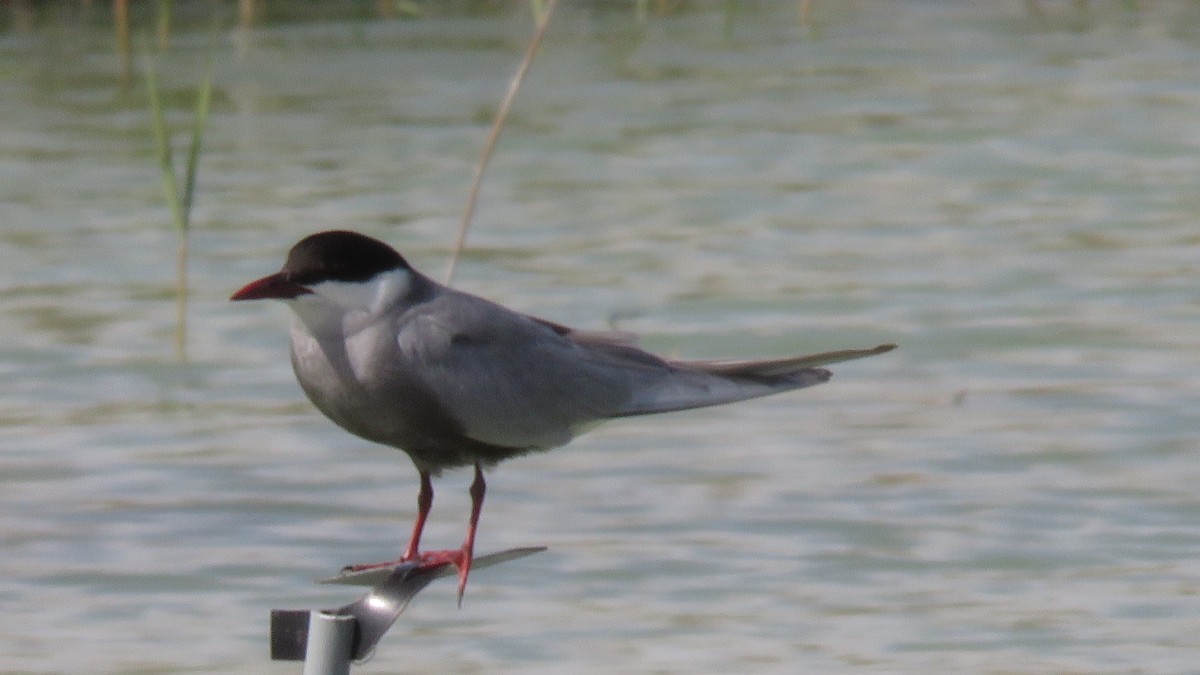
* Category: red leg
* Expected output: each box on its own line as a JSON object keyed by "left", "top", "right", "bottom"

{"left": 344, "top": 470, "right": 448, "bottom": 574}
{"left": 456, "top": 463, "right": 486, "bottom": 607}
{"left": 402, "top": 470, "right": 433, "bottom": 561}
{"left": 341, "top": 465, "right": 488, "bottom": 605}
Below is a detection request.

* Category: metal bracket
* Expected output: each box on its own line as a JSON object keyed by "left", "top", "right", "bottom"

{"left": 270, "top": 547, "right": 546, "bottom": 668}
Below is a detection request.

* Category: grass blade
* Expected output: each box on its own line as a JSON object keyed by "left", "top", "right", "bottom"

{"left": 145, "top": 61, "right": 186, "bottom": 233}
{"left": 181, "top": 58, "right": 214, "bottom": 226}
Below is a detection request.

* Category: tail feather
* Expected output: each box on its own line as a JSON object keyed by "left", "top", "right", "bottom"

{"left": 673, "top": 343, "right": 897, "bottom": 377}
{"left": 612, "top": 343, "right": 896, "bottom": 417}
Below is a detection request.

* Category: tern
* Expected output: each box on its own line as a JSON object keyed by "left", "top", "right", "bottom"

{"left": 232, "top": 230, "right": 894, "bottom": 604}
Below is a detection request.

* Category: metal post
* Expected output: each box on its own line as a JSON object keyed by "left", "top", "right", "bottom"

{"left": 302, "top": 611, "right": 355, "bottom": 675}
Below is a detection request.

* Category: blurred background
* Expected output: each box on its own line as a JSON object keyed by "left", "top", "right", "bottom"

{"left": 1, "top": 1, "right": 1198, "bottom": 672}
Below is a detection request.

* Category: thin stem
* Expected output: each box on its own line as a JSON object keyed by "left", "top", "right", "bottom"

{"left": 444, "top": 0, "right": 558, "bottom": 284}
{"left": 175, "top": 231, "right": 189, "bottom": 361}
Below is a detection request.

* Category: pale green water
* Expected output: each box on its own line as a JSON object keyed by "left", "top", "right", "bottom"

{"left": 2, "top": 1, "right": 1199, "bottom": 672}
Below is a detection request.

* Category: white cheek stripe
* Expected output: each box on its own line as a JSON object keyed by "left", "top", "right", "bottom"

{"left": 370, "top": 269, "right": 411, "bottom": 314}
{"left": 310, "top": 268, "right": 411, "bottom": 313}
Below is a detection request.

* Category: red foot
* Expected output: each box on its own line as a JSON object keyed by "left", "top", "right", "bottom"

{"left": 342, "top": 548, "right": 475, "bottom": 606}
{"left": 343, "top": 464, "right": 484, "bottom": 606}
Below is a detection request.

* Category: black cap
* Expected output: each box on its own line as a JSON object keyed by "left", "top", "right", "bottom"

{"left": 283, "top": 230, "right": 410, "bottom": 285}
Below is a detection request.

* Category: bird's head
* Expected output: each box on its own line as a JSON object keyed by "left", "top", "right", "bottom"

{"left": 231, "top": 230, "right": 415, "bottom": 319}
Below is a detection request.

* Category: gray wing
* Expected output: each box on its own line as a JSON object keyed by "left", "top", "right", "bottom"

{"left": 394, "top": 287, "right": 895, "bottom": 447}
{"left": 394, "top": 291, "right": 652, "bottom": 450}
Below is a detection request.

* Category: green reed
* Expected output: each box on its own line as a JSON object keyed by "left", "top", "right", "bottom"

{"left": 145, "top": 55, "right": 213, "bottom": 361}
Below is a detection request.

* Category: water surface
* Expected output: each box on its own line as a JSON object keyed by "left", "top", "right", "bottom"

{"left": 1, "top": 1, "right": 1198, "bottom": 672}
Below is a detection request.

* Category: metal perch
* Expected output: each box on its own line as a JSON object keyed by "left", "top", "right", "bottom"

{"left": 270, "top": 547, "right": 546, "bottom": 674}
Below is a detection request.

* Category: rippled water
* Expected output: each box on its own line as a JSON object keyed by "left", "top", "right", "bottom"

{"left": 2, "top": 1, "right": 1199, "bottom": 672}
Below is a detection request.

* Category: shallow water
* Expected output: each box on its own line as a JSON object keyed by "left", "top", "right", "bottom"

{"left": 2, "top": 1, "right": 1199, "bottom": 672}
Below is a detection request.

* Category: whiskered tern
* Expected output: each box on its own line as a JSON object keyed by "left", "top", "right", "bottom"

{"left": 232, "top": 230, "right": 895, "bottom": 604}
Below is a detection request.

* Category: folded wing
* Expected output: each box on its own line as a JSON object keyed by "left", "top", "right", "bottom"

{"left": 398, "top": 289, "right": 895, "bottom": 448}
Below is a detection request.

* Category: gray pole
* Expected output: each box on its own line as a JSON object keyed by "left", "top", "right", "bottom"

{"left": 302, "top": 611, "right": 355, "bottom": 675}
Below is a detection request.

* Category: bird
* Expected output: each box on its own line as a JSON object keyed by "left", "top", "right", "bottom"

{"left": 231, "top": 230, "right": 895, "bottom": 604}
